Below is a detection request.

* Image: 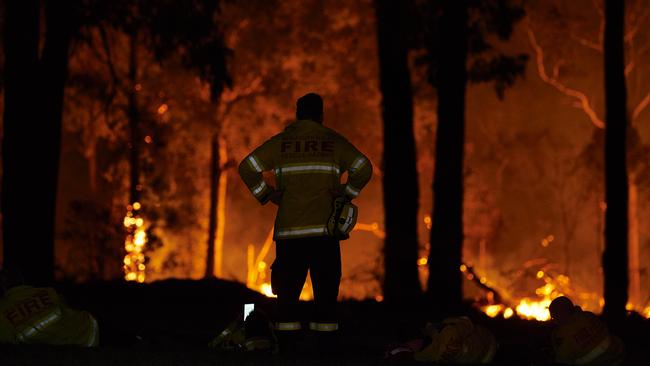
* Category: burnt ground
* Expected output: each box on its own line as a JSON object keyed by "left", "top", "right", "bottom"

{"left": 0, "top": 279, "right": 648, "bottom": 365}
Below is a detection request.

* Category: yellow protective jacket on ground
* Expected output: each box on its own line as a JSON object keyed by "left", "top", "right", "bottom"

{"left": 552, "top": 309, "right": 625, "bottom": 365}
{"left": 414, "top": 317, "right": 497, "bottom": 364}
{"left": 0, "top": 286, "right": 99, "bottom": 347}
{"left": 239, "top": 119, "right": 372, "bottom": 240}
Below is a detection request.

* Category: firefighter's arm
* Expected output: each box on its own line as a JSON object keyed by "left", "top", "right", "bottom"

{"left": 341, "top": 144, "right": 372, "bottom": 200}
{"left": 238, "top": 139, "right": 276, "bottom": 205}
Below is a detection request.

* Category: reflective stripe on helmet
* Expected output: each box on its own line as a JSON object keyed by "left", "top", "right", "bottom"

{"left": 274, "top": 163, "right": 340, "bottom": 175}
{"left": 247, "top": 155, "right": 264, "bottom": 172}
{"left": 251, "top": 180, "right": 267, "bottom": 196}
{"left": 349, "top": 156, "right": 367, "bottom": 174}
{"left": 575, "top": 336, "right": 611, "bottom": 365}
{"left": 85, "top": 315, "right": 99, "bottom": 347}
{"left": 309, "top": 322, "right": 339, "bottom": 332}
{"left": 16, "top": 308, "right": 62, "bottom": 342}
{"left": 274, "top": 322, "right": 302, "bottom": 331}
{"left": 344, "top": 184, "right": 360, "bottom": 198}
{"left": 338, "top": 206, "right": 356, "bottom": 234}
{"left": 276, "top": 225, "right": 328, "bottom": 238}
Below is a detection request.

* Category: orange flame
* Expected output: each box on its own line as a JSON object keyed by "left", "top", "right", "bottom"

{"left": 123, "top": 202, "right": 147, "bottom": 283}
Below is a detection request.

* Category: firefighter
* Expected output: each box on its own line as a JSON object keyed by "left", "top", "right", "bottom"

{"left": 549, "top": 296, "right": 625, "bottom": 366}
{"left": 238, "top": 93, "right": 372, "bottom": 353}
{"left": 0, "top": 267, "right": 99, "bottom": 346}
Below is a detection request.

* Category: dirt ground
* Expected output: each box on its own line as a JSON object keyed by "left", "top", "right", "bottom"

{"left": 0, "top": 279, "right": 647, "bottom": 365}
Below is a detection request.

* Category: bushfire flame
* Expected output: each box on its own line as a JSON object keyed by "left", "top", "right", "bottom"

{"left": 478, "top": 270, "right": 650, "bottom": 321}
{"left": 477, "top": 269, "right": 566, "bottom": 321}
{"left": 123, "top": 202, "right": 147, "bottom": 283}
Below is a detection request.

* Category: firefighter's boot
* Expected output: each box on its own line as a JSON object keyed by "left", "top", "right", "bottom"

{"left": 274, "top": 322, "right": 302, "bottom": 355}
{"left": 309, "top": 322, "right": 341, "bottom": 357}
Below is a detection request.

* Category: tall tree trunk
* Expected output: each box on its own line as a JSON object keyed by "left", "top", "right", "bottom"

{"left": 2, "top": 0, "right": 40, "bottom": 282}
{"left": 205, "top": 134, "right": 219, "bottom": 278}
{"left": 374, "top": 0, "right": 421, "bottom": 304}
{"left": 2, "top": 0, "right": 72, "bottom": 285}
{"left": 628, "top": 180, "right": 640, "bottom": 309}
{"left": 427, "top": 0, "right": 468, "bottom": 313}
{"left": 128, "top": 34, "right": 141, "bottom": 206}
{"left": 39, "top": 0, "right": 73, "bottom": 284}
{"left": 603, "top": 0, "right": 628, "bottom": 323}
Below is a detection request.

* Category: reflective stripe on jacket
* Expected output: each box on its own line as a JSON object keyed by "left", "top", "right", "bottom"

{"left": 238, "top": 119, "right": 372, "bottom": 239}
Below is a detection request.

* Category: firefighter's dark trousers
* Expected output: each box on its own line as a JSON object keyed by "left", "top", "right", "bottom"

{"left": 271, "top": 236, "right": 341, "bottom": 336}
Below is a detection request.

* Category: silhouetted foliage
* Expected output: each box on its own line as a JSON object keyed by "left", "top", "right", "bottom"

{"left": 415, "top": 0, "right": 528, "bottom": 99}
{"left": 81, "top": 0, "right": 231, "bottom": 101}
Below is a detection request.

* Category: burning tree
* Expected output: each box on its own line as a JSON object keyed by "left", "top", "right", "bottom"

{"left": 60, "top": 0, "right": 230, "bottom": 281}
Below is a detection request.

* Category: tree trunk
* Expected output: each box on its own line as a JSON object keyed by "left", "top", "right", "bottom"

{"left": 603, "top": 0, "right": 628, "bottom": 323}
{"left": 39, "top": 0, "right": 74, "bottom": 283}
{"left": 628, "top": 181, "right": 640, "bottom": 309}
{"left": 427, "top": 0, "right": 468, "bottom": 314}
{"left": 2, "top": 0, "right": 41, "bottom": 282}
{"left": 2, "top": 0, "right": 72, "bottom": 285}
{"left": 128, "top": 34, "right": 141, "bottom": 206}
{"left": 205, "top": 134, "right": 219, "bottom": 278}
{"left": 374, "top": 0, "right": 421, "bottom": 305}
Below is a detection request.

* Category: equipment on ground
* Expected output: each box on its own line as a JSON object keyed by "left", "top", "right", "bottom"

{"left": 209, "top": 307, "right": 276, "bottom": 353}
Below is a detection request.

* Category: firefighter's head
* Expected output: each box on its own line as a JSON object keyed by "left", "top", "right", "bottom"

{"left": 549, "top": 296, "right": 575, "bottom": 324}
{"left": 296, "top": 93, "right": 323, "bottom": 123}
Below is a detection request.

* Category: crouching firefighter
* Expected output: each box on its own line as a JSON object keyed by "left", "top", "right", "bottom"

{"left": 238, "top": 93, "right": 372, "bottom": 354}
{"left": 0, "top": 267, "right": 99, "bottom": 346}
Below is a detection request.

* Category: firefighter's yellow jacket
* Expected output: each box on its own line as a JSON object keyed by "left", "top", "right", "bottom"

{"left": 552, "top": 308, "right": 625, "bottom": 366}
{"left": 414, "top": 317, "right": 497, "bottom": 364}
{"left": 0, "top": 286, "right": 99, "bottom": 346}
{"left": 239, "top": 119, "right": 372, "bottom": 240}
